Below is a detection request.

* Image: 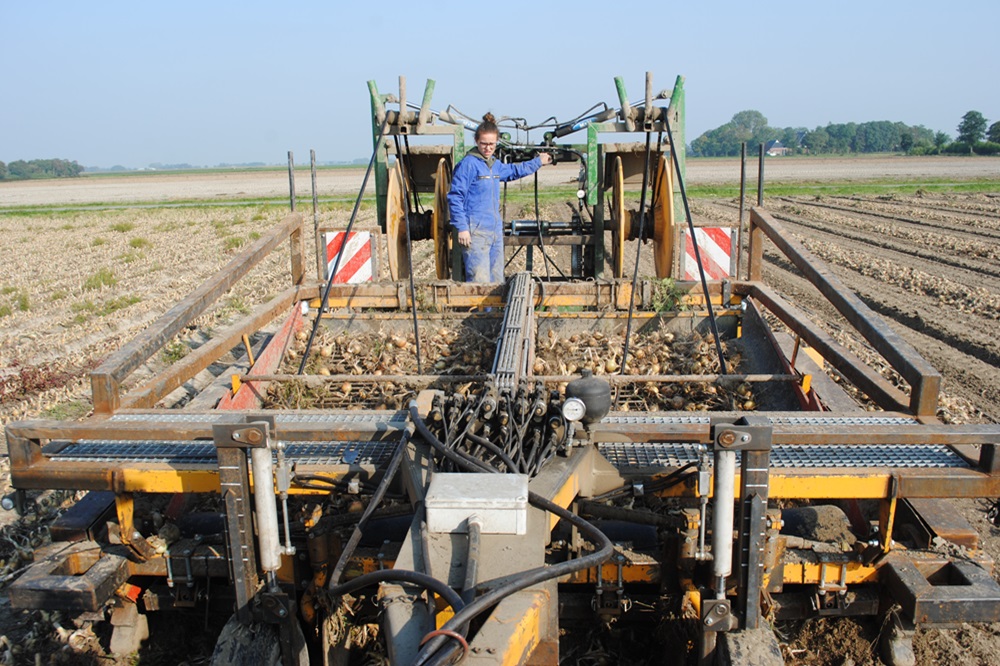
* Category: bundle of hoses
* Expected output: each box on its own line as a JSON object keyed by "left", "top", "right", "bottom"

{"left": 323, "top": 404, "right": 613, "bottom": 666}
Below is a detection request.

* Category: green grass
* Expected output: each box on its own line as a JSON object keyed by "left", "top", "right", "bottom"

{"left": 92, "top": 237, "right": 108, "bottom": 246}
{"left": 223, "top": 236, "right": 246, "bottom": 251}
{"left": 83, "top": 267, "right": 117, "bottom": 290}
{"left": 117, "top": 251, "right": 143, "bottom": 263}
{"left": 129, "top": 237, "right": 152, "bottom": 249}
{"left": 0, "top": 286, "right": 16, "bottom": 295}
{"left": 16, "top": 290, "right": 29, "bottom": 312}
{"left": 0, "top": 304, "right": 11, "bottom": 318}
{"left": 70, "top": 294, "right": 141, "bottom": 324}
{"left": 52, "top": 289, "right": 67, "bottom": 300}
{"left": 40, "top": 399, "right": 91, "bottom": 420}
{"left": 109, "top": 221, "right": 136, "bottom": 232}
{"left": 685, "top": 177, "right": 1000, "bottom": 199}
{"left": 161, "top": 340, "right": 189, "bottom": 364}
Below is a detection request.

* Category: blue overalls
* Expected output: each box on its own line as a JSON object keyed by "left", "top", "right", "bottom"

{"left": 447, "top": 150, "right": 542, "bottom": 283}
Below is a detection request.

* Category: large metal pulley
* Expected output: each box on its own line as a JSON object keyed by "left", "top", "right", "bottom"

{"left": 385, "top": 160, "right": 452, "bottom": 280}
{"left": 610, "top": 154, "right": 675, "bottom": 279}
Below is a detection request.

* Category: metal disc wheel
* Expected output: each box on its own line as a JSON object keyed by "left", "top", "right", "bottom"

{"left": 652, "top": 154, "right": 675, "bottom": 278}
{"left": 432, "top": 158, "right": 452, "bottom": 279}
{"left": 610, "top": 156, "right": 627, "bottom": 278}
{"left": 386, "top": 161, "right": 411, "bottom": 281}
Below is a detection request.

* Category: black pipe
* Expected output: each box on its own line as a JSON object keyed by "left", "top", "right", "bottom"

{"left": 663, "top": 114, "right": 729, "bottom": 375}
{"left": 327, "top": 568, "right": 464, "bottom": 619}
{"left": 328, "top": 427, "right": 411, "bottom": 588}
{"left": 298, "top": 115, "right": 390, "bottom": 374}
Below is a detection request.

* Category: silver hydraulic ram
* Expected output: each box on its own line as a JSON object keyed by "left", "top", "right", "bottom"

{"left": 711, "top": 448, "right": 737, "bottom": 599}
{"left": 251, "top": 439, "right": 283, "bottom": 588}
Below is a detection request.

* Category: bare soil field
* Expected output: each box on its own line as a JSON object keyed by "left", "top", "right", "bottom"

{"left": 0, "top": 157, "right": 998, "bottom": 665}
{"left": 1, "top": 155, "right": 996, "bottom": 208}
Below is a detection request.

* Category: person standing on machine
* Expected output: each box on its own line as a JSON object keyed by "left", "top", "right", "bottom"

{"left": 447, "top": 113, "right": 552, "bottom": 283}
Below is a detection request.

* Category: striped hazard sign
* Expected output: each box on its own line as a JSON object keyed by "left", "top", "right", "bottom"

{"left": 324, "top": 231, "right": 375, "bottom": 283}
{"left": 682, "top": 227, "right": 733, "bottom": 280}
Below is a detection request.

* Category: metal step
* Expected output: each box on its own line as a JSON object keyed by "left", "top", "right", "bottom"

{"left": 48, "top": 439, "right": 397, "bottom": 467}
{"left": 597, "top": 442, "right": 969, "bottom": 470}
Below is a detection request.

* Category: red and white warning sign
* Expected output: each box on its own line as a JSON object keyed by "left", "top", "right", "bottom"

{"left": 682, "top": 227, "right": 733, "bottom": 281}
{"left": 324, "top": 231, "right": 374, "bottom": 283}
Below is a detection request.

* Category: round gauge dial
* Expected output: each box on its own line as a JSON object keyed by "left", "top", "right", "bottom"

{"left": 562, "top": 397, "right": 587, "bottom": 422}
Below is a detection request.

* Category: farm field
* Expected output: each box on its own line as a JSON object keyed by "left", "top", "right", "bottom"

{"left": 0, "top": 156, "right": 998, "bottom": 664}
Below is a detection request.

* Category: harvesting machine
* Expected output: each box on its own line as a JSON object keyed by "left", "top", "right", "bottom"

{"left": 5, "top": 73, "right": 1000, "bottom": 666}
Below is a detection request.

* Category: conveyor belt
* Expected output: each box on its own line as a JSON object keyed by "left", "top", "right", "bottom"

{"left": 48, "top": 439, "right": 397, "bottom": 466}
{"left": 597, "top": 442, "right": 969, "bottom": 470}
{"left": 108, "top": 412, "right": 410, "bottom": 425}
{"left": 493, "top": 272, "right": 535, "bottom": 392}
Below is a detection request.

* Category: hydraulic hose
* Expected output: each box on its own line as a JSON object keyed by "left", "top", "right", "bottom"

{"left": 299, "top": 114, "right": 390, "bottom": 374}
{"left": 327, "top": 568, "right": 464, "bottom": 619}
{"left": 406, "top": 404, "right": 614, "bottom": 666}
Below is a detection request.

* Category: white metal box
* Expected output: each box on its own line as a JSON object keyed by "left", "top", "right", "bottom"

{"left": 425, "top": 473, "right": 529, "bottom": 535}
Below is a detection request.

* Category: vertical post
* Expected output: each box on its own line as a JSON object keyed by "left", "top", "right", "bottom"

{"left": 737, "top": 143, "right": 747, "bottom": 280}
{"left": 311, "top": 150, "right": 322, "bottom": 281}
{"left": 416, "top": 79, "right": 435, "bottom": 134}
{"left": 398, "top": 75, "right": 407, "bottom": 127}
{"left": 289, "top": 215, "right": 305, "bottom": 286}
{"left": 747, "top": 209, "right": 764, "bottom": 282}
{"left": 368, "top": 80, "right": 389, "bottom": 233}
{"left": 287, "top": 151, "right": 296, "bottom": 212}
{"left": 757, "top": 143, "right": 765, "bottom": 207}
{"left": 309, "top": 149, "right": 326, "bottom": 280}
{"left": 614, "top": 76, "right": 635, "bottom": 132}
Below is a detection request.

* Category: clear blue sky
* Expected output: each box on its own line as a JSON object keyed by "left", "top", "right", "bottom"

{"left": 3, "top": 0, "right": 998, "bottom": 168}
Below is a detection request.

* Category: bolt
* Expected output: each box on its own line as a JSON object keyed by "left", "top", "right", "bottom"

{"left": 717, "top": 430, "right": 737, "bottom": 447}
{"left": 715, "top": 604, "right": 727, "bottom": 615}
{"left": 278, "top": 607, "right": 287, "bottom": 617}
{"left": 246, "top": 429, "right": 263, "bottom": 444}
{"left": 704, "top": 616, "right": 714, "bottom": 626}
{"left": 739, "top": 433, "right": 751, "bottom": 443}
{"left": 486, "top": 648, "right": 496, "bottom": 655}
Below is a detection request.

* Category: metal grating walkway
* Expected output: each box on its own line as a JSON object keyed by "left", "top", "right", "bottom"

{"left": 597, "top": 442, "right": 969, "bottom": 470}
{"left": 49, "top": 440, "right": 397, "bottom": 467}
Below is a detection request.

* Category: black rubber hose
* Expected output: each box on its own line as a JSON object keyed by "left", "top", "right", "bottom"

{"left": 406, "top": 406, "right": 614, "bottom": 666}
{"left": 327, "top": 568, "right": 464, "bottom": 619}
{"left": 328, "top": 428, "right": 411, "bottom": 588}
{"left": 465, "top": 432, "right": 518, "bottom": 474}
{"left": 413, "top": 490, "right": 613, "bottom": 666}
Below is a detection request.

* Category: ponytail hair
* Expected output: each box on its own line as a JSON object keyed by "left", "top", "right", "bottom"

{"left": 475, "top": 113, "right": 498, "bottom": 141}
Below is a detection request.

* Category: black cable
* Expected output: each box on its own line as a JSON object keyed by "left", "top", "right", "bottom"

{"left": 327, "top": 568, "right": 464, "bottom": 619}
{"left": 298, "top": 115, "right": 389, "bottom": 374}
{"left": 413, "top": 490, "right": 613, "bottom": 666}
{"left": 619, "top": 130, "right": 654, "bottom": 396}
{"left": 328, "top": 428, "right": 411, "bottom": 588}
{"left": 393, "top": 146, "right": 424, "bottom": 375}
{"left": 663, "top": 114, "right": 729, "bottom": 374}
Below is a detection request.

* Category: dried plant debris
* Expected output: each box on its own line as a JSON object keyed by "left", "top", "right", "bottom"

{"left": 267, "top": 325, "right": 754, "bottom": 412}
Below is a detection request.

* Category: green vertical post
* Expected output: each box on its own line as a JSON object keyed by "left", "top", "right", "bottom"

{"left": 588, "top": 123, "right": 604, "bottom": 278}
{"left": 667, "top": 75, "right": 686, "bottom": 229}
{"left": 368, "top": 80, "right": 389, "bottom": 233}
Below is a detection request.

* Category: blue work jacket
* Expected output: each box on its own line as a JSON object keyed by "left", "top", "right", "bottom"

{"left": 447, "top": 149, "right": 543, "bottom": 236}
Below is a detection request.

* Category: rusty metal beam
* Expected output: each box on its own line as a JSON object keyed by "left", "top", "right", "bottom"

{"left": 747, "top": 209, "right": 940, "bottom": 416}
{"left": 739, "top": 282, "right": 910, "bottom": 413}
{"left": 91, "top": 214, "right": 305, "bottom": 414}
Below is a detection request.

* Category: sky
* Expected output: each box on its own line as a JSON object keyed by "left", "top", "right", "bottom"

{"left": 2, "top": 0, "right": 998, "bottom": 169}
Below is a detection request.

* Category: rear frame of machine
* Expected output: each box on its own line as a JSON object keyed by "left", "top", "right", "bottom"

{"left": 5, "top": 72, "right": 1000, "bottom": 666}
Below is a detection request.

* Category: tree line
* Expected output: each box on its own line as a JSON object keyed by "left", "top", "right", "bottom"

{"left": 690, "top": 110, "right": 1000, "bottom": 157}
{"left": 0, "top": 159, "right": 85, "bottom": 181}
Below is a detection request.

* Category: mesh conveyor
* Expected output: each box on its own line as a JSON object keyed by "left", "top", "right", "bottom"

{"left": 48, "top": 439, "right": 397, "bottom": 466}
{"left": 597, "top": 442, "right": 969, "bottom": 470}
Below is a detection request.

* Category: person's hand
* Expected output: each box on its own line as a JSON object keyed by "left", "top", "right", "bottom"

{"left": 458, "top": 230, "right": 471, "bottom": 247}
{"left": 539, "top": 152, "right": 552, "bottom": 166}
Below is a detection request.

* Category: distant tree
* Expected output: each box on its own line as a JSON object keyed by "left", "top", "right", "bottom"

{"left": 988, "top": 121, "right": 1000, "bottom": 144}
{"left": 802, "top": 127, "right": 830, "bottom": 153}
{"left": 934, "top": 131, "right": 950, "bottom": 148}
{"left": 957, "top": 111, "right": 987, "bottom": 151}
{"left": 825, "top": 122, "right": 858, "bottom": 153}
{"left": 730, "top": 110, "right": 769, "bottom": 142}
{"left": 0, "top": 161, "right": 6, "bottom": 180}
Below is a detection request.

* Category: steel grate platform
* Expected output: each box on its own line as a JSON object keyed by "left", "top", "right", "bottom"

{"left": 108, "top": 412, "right": 409, "bottom": 425}
{"left": 597, "top": 442, "right": 969, "bottom": 470}
{"left": 48, "top": 440, "right": 397, "bottom": 466}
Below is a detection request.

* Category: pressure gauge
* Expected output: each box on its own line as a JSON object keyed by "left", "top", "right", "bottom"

{"left": 562, "top": 397, "right": 587, "bottom": 422}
